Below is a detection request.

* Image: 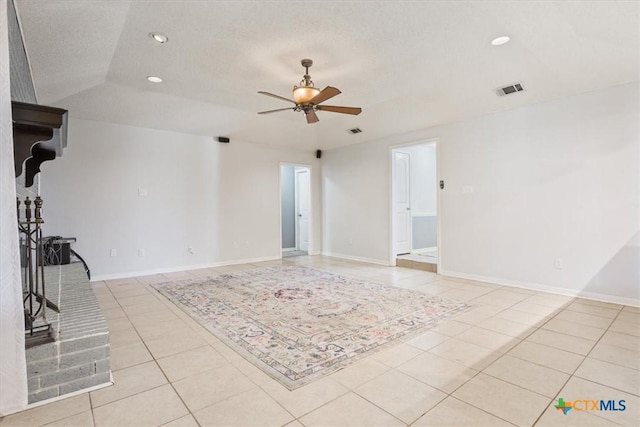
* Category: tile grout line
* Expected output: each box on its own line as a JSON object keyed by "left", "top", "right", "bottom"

{"left": 428, "top": 294, "right": 584, "bottom": 426}
{"left": 530, "top": 302, "right": 627, "bottom": 426}
{"left": 117, "top": 285, "right": 200, "bottom": 426}
{"left": 97, "top": 280, "right": 202, "bottom": 425}
{"left": 411, "top": 395, "right": 519, "bottom": 427}
{"left": 133, "top": 271, "right": 299, "bottom": 426}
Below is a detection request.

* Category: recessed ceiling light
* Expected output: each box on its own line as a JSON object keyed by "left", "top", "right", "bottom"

{"left": 491, "top": 36, "right": 510, "bottom": 46}
{"left": 147, "top": 76, "right": 163, "bottom": 83}
{"left": 149, "top": 32, "right": 168, "bottom": 44}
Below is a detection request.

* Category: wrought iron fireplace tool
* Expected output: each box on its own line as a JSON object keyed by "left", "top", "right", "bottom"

{"left": 18, "top": 196, "right": 59, "bottom": 348}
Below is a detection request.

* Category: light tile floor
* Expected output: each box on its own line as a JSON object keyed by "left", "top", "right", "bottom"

{"left": 2, "top": 256, "right": 638, "bottom": 426}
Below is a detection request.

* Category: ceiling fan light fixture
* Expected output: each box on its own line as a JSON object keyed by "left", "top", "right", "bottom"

{"left": 257, "top": 58, "right": 361, "bottom": 124}
{"left": 292, "top": 85, "right": 320, "bottom": 104}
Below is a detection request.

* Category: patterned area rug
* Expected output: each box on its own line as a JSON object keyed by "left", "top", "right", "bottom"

{"left": 153, "top": 266, "right": 469, "bottom": 389}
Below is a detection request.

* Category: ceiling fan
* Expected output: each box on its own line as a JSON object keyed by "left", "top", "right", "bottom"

{"left": 257, "top": 59, "right": 362, "bottom": 124}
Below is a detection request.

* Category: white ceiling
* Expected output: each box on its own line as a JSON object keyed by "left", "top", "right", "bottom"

{"left": 15, "top": 0, "right": 639, "bottom": 151}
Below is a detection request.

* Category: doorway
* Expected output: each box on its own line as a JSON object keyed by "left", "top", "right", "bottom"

{"left": 280, "top": 164, "right": 311, "bottom": 257}
{"left": 391, "top": 141, "right": 439, "bottom": 270}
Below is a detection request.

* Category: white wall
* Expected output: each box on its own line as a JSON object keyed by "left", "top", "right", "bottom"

{"left": 322, "top": 141, "right": 391, "bottom": 264}
{"left": 323, "top": 82, "right": 639, "bottom": 305}
{"left": 40, "top": 118, "right": 321, "bottom": 279}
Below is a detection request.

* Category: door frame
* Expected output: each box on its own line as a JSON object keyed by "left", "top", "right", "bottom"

{"left": 279, "top": 162, "right": 313, "bottom": 257}
{"left": 388, "top": 138, "right": 441, "bottom": 270}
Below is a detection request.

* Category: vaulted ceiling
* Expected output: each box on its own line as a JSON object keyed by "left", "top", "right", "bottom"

{"left": 15, "top": 0, "right": 639, "bottom": 150}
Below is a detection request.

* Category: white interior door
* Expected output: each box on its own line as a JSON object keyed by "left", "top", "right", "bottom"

{"left": 295, "top": 168, "right": 310, "bottom": 251}
{"left": 393, "top": 151, "right": 411, "bottom": 255}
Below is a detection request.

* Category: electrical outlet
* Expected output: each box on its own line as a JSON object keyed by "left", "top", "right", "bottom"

{"left": 462, "top": 185, "right": 474, "bottom": 194}
{"left": 138, "top": 249, "right": 145, "bottom": 257}
{"left": 554, "top": 258, "right": 564, "bottom": 270}
{"left": 137, "top": 188, "right": 148, "bottom": 197}
{"left": 110, "top": 249, "right": 117, "bottom": 257}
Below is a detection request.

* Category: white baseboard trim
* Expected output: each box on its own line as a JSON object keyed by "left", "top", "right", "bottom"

{"left": 282, "top": 247, "right": 297, "bottom": 252}
{"left": 91, "top": 256, "right": 282, "bottom": 282}
{"left": 209, "top": 256, "right": 282, "bottom": 268}
{"left": 575, "top": 291, "right": 640, "bottom": 308}
{"left": 412, "top": 247, "right": 437, "bottom": 255}
{"left": 321, "top": 252, "right": 391, "bottom": 266}
{"left": 439, "top": 269, "right": 640, "bottom": 308}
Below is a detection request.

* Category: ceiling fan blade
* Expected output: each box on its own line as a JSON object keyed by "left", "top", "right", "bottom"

{"left": 316, "top": 105, "right": 362, "bottom": 115}
{"left": 257, "top": 107, "right": 295, "bottom": 114}
{"left": 257, "top": 91, "right": 296, "bottom": 104}
{"left": 309, "top": 86, "right": 341, "bottom": 105}
{"left": 305, "top": 109, "right": 319, "bottom": 124}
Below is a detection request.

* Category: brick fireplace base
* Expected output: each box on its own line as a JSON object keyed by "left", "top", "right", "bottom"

{"left": 25, "top": 263, "right": 111, "bottom": 403}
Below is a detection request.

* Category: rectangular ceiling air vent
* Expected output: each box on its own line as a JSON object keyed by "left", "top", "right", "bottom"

{"left": 347, "top": 127, "right": 362, "bottom": 134}
{"left": 496, "top": 82, "right": 525, "bottom": 96}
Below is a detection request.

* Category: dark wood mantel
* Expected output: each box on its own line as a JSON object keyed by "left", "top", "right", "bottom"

{"left": 12, "top": 101, "right": 68, "bottom": 187}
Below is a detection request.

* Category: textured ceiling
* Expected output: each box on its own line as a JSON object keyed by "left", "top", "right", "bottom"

{"left": 15, "top": 0, "right": 640, "bottom": 150}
